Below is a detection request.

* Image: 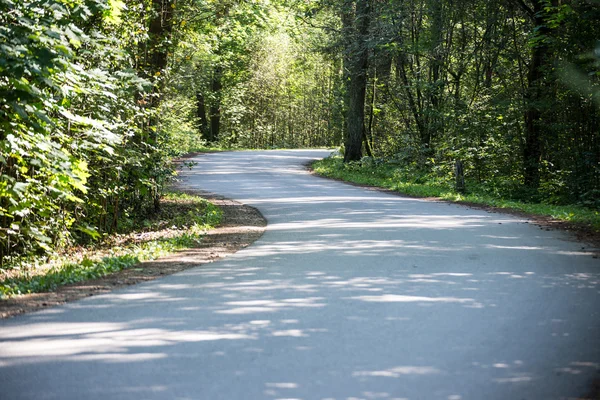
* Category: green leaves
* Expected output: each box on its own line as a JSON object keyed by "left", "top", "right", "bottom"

{"left": 0, "top": 192, "right": 222, "bottom": 297}
{"left": 0, "top": 0, "right": 174, "bottom": 266}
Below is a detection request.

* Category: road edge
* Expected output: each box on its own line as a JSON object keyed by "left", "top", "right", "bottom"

{"left": 306, "top": 161, "right": 600, "bottom": 252}
{"left": 0, "top": 191, "right": 267, "bottom": 319}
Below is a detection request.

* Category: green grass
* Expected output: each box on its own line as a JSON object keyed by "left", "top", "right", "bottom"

{"left": 312, "top": 156, "right": 600, "bottom": 230}
{"left": 0, "top": 192, "right": 222, "bottom": 298}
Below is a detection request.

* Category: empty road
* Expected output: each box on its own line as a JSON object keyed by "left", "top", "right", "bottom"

{"left": 1, "top": 150, "right": 599, "bottom": 399}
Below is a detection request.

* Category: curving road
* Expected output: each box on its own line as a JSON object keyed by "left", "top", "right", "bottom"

{"left": 1, "top": 150, "right": 599, "bottom": 400}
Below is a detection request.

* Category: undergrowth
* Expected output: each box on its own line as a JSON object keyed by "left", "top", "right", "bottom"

{"left": 312, "top": 156, "right": 600, "bottom": 230}
{"left": 0, "top": 192, "right": 222, "bottom": 298}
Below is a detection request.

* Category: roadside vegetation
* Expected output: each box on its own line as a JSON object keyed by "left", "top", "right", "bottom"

{"left": 313, "top": 156, "right": 600, "bottom": 230}
{"left": 0, "top": 192, "right": 222, "bottom": 298}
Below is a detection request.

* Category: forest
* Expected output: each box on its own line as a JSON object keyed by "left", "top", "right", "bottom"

{"left": 1, "top": 0, "right": 600, "bottom": 267}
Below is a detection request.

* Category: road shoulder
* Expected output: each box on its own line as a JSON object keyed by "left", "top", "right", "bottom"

{"left": 0, "top": 192, "right": 266, "bottom": 319}
{"left": 307, "top": 162, "right": 600, "bottom": 252}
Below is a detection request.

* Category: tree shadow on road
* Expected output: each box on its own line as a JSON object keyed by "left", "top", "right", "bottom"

{"left": 1, "top": 151, "right": 599, "bottom": 399}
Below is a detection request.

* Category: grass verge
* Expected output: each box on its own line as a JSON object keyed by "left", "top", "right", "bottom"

{"left": 0, "top": 192, "right": 222, "bottom": 298}
{"left": 312, "top": 157, "right": 600, "bottom": 230}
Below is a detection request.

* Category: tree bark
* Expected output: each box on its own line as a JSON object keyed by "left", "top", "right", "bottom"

{"left": 145, "top": 0, "right": 174, "bottom": 212}
{"left": 209, "top": 66, "right": 222, "bottom": 142}
{"left": 196, "top": 93, "right": 209, "bottom": 138}
{"left": 425, "top": 0, "right": 445, "bottom": 151}
{"left": 365, "top": 69, "right": 377, "bottom": 156}
{"left": 344, "top": 0, "right": 370, "bottom": 162}
{"left": 522, "top": 0, "right": 553, "bottom": 190}
{"left": 147, "top": 0, "right": 174, "bottom": 91}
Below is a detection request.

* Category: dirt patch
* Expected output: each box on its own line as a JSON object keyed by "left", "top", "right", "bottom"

{"left": 0, "top": 192, "right": 266, "bottom": 319}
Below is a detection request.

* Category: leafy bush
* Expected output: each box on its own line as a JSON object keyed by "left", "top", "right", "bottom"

{"left": 313, "top": 156, "right": 600, "bottom": 230}
{"left": 0, "top": 0, "right": 177, "bottom": 267}
{"left": 0, "top": 192, "right": 222, "bottom": 297}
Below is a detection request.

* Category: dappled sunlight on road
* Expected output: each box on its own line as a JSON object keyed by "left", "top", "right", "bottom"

{"left": 347, "top": 294, "right": 477, "bottom": 304}
{"left": 353, "top": 366, "right": 442, "bottom": 377}
{"left": 1, "top": 150, "right": 599, "bottom": 400}
{"left": 267, "top": 214, "right": 492, "bottom": 230}
{"left": 216, "top": 297, "right": 326, "bottom": 314}
{"left": 1, "top": 237, "right": 599, "bottom": 399}
{"left": 0, "top": 322, "right": 254, "bottom": 367}
{"left": 239, "top": 239, "right": 459, "bottom": 258}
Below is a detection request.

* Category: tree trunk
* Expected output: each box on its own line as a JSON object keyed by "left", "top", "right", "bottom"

{"left": 344, "top": 0, "right": 370, "bottom": 162}
{"left": 523, "top": 48, "right": 544, "bottom": 190}
{"left": 196, "top": 93, "right": 209, "bottom": 138}
{"left": 363, "top": 128, "right": 373, "bottom": 157}
{"left": 147, "top": 0, "right": 174, "bottom": 95}
{"left": 209, "top": 67, "right": 222, "bottom": 142}
{"left": 523, "top": 0, "right": 553, "bottom": 190}
{"left": 425, "top": 0, "right": 444, "bottom": 151}
{"left": 365, "top": 69, "right": 377, "bottom": 156}
{"left": 145, "top": 0, "right": 174, "bottom": 212}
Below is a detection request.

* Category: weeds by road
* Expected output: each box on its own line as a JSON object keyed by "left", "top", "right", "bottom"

{"left": 312, "top": 156, "right": 600, "bottom": 249}
{"left": 0, "top": 192, "right": 265, "bottom": 319}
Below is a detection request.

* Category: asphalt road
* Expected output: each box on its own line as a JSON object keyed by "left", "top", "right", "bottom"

{"left": 1, "top": 150, "right": 599, "bottom": 400}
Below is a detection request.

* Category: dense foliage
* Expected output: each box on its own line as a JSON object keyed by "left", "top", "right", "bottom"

{"left": 1, "top": 0, "right": 599, "bottom": 266}
{"left": 1, "top": 192, "right": 222, "bottom": 297}
{"left": 166, "top": 0, "right": 600, "bottom": 209}
{"left": 0, "top": 0, "right": 179, "bottom": 266}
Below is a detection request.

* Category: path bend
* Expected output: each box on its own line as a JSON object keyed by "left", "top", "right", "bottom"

{"left": 0, "top": 150, "right": 599, "bottom": 400}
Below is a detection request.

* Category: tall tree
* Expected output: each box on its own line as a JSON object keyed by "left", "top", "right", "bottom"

{"left": 343, "top": 0, "right": 371, "bottom": 162}
{"left": 516, "top": 0, "right": 556, "bottom": 191}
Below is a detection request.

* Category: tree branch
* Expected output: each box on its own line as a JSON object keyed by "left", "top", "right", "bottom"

{"left": 513, "top": 0, "right": 535, "bottom": 20}
{"left": 296, "top": 14, "right": 342, "bottom": 34}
